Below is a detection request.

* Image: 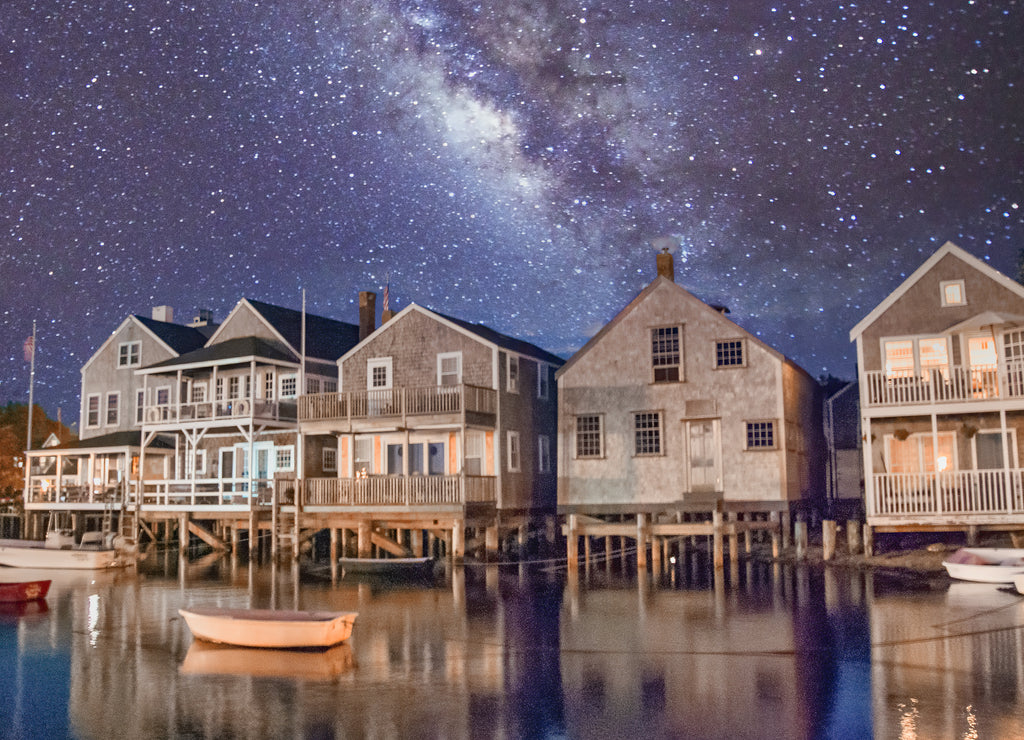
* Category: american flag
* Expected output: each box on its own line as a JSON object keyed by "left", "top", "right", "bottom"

{"left": 23, "top": 335, "right": 35, "bottom": 363}
{"left": 382, "top": 280, "right": 389, "bottom": 312}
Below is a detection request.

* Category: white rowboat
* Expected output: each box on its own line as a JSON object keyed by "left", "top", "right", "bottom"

{"left": 178, "top": 607, "right": 358, "bottom": 649}
{"left": 941, "top": 547, "right": 1024, "bottom": 583}
{"left": 0, "top": 538, "right": 129, "bottom": 570}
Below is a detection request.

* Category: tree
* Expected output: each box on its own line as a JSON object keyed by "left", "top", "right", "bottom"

{"left": 0, "top": 402, "right": 73, "bottom": 500}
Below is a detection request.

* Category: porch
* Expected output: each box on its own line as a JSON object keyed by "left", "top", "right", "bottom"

{"left": 298, "top": 384, "right": 497, "bottom": 427}
{"left": 143, "top": 398, "right": 297, "bottom": 425}
{"left": 862, "top": 361, "right": 1024, "bottom": 408}
{"left": 869, "top": 469, "right": 1024, "bottom": 523}
{"left": 302, "top": 474, "right": 496, "bottom": 507}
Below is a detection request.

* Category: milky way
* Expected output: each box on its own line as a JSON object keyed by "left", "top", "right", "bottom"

{"left": 2, "top": 1, "right": 1022, "bottom": 421}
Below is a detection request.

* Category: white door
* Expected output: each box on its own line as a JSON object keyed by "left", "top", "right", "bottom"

{"left": 687, "top": 420, "right": 722, "bottom": 494}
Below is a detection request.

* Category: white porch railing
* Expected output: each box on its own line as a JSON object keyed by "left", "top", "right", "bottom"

{"left": 870, "top": 469, "right": 1024, "bottom": 518}
{"left": 303, "top": 474, "right": 496, "bottom": 507}
{"left": 862, "top": 360, "right": 1024, "bottom": 407}
{"left": 298, "top": 384, "right": 497, "bottom": 424}
{"left": 143, "top": 398, "right": 297, "bottom": 424}
{"left": 137, "top": 477, "right": 278, "bottom": 507}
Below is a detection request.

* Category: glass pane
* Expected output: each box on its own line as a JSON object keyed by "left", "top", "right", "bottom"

{"left": 976, "top": 432, "right": 1005, "bottom": 470}
{"left": 428, "top": 443, "right": 446, "bottom": 475}
{"left": 884, "top": 340, "right": 914, "bottom": 378}
{"left": 918, "top": 337, "right": 949, "bottom": 380}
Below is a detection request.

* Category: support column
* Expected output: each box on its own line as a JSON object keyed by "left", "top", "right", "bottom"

{"left": 178, "top": 513, "right": 189, "bottom": 555}
{"left": 728, "top": 511, "right": 739, "bottom": 562}
{"left": 795, "top": 518, "right": 808, "bottom": 559}
{"left": 847, "top": 520, "right": 862, "bottom": 555}
{"left": 636, "top": 513, "right": 648, "bottom": 573}
{"left": 357, "top": 520, "right": 372, "bottom": 558}
{"left": 712, "top": 509, "right": 724, "bottom": 570}
{"left": 330, "top": 527, "right": 339, "bottom": 562}
{"left": 485, "top": 525, "right": 499, "bottom": 561}
{"left": 863, "top": 524, "right": 874, "bottom": 557}
{"left": 822, "top": 520, "right": 837, "bottom": 561}
{"left": 451, "top": 520, "right": 465, "bottom": 562}
{"left": 567, "top": 514, "right": 579, "bottom": 572}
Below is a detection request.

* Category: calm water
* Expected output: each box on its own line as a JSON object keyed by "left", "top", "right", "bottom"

{"left": 2, "top": 548, "right": 1023, "bottom": 740}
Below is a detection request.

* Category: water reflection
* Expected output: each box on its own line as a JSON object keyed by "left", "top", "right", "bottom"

{"left": 1, "top": 552, "right": 1023, "bottom": 739}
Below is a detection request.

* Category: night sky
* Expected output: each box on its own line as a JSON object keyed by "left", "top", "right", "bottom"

{"left": 2, "top": 1, "right": 1022, "bottom": 424}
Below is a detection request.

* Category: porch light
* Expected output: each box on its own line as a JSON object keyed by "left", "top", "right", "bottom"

{"left": 937, "top": 456, "right": 948, "bottom": 472}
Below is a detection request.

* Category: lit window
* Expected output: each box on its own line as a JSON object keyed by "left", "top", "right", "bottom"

{"left": 575, "top": 415, "right": 603, "bottom": 458}
{"left": 941, "top": 280, "right": 966, "bottom": 307}
{"left": 634, "top": 412, "right": 662, "bottom": 455}
{"left": 651, "top": 327, "right": 681, "bottom": 382}
{"left": 715, "top": 339, "right": 745, "bottom": 368}
{"left": 883, "top": 339, "right": 915, "bottom": 378}
{"left": 746, "top": 421, "right": 776, "bottom": 449}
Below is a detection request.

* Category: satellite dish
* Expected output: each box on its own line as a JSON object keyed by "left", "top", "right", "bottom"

{"left": 649, "top": 235, "right": 680, "bottom": 254}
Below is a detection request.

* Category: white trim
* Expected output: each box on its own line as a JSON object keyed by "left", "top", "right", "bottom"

{"left": 85, "top": 393, "right": 101, "bottom": 429}
{"left": 437, "top": 351, "right": 462, "bottom": 386}
{"left": 80, "top": 315, "right": 185, "bottom": 375}
{"left": 367, "top": 357, "right": 393, "bottom": 390}
{"left": 104, "top": 391, "right": 121, "bottom": 427}
{"left": 940, "top": 279, "right": 967, "bottom": 307}
{"left": 507, "top": 431, "right": 521, "bottom": 472}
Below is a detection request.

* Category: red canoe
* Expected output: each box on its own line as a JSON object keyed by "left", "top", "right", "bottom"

{"left": 0, "top": 580, "right": 51, "bottom": 603}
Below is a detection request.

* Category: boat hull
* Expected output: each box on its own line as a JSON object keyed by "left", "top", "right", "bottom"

{"left": 0, "top": 540, "right": 128, "bottom": 570}
{"left": 338, "top": 557, "right": 437, "bottom": 578}
{"left": 179, "top": 607, "right": 358, "bottom": 649}
{"left": 0, "top": 579, "right": 51, "bottom": 603}
{"left": 1015, "top": 574, "right": 1024, "bottom": 596}
{"left": 941, "top": 547, "right": 1024, "bottom": 583}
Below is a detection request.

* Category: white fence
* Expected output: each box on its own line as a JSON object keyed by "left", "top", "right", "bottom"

{"left": 870, "top": 469, "right": 1024, "bottom": 518}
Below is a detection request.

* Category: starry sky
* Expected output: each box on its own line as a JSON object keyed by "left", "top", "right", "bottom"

{"left": 2, "top": 0, "right": 1022, "bottom": 424}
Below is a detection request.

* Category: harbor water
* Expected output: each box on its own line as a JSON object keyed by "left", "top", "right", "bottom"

{"left": 2, "top": 548, "right": 1024, "bottom": 739}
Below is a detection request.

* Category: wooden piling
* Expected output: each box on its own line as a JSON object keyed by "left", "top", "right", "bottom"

{"left": 846, "top": 520, "right": 862, "bottom": 555}
{"left": 712, "top": 509, "right": 724, "bottom": 570}
{"left": 795, "top": 519, "right": 807, "bottom": 559}
{"left": 822, "top": 520, "right": 837, "bottom": 561}
{"left": 636, "top": 513, "right": 648, "bottom": 573}
{"left": 567, "top": 514, "right": 579, "bottom": 572}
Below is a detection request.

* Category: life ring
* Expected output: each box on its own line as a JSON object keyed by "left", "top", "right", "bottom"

{"left": 233, "top": 399, "right": 251, "bottom": 416}
{"left": 146, "top": 406, "right": 162, "bottom": 423}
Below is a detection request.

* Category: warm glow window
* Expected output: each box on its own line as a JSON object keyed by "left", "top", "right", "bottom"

{"left": 886, "top": 432, "right": 956, "bottom": 474}
{"left": 941, "top": 280, "right": 966, "bottom": 306}
{"left": 651, "top": 327, "right": 681, "bottom": 382}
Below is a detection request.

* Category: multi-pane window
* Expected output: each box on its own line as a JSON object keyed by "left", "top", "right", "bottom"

{"left": 156, "top": 387, "right": 170, "bottom": 406}
{"left": 651, "top": 327, "right": 681, "bottom": 382}
{"left": 323, "top": 447, "right": 337, "bottom": 472}
{"left": 136, "top": 390, "right": 145, "bottom": 423}
{"left": 354, "top": 438, "right": 372, "bottom": 475}
{"left": 106, "top": 393, "right": 119, "bottom": 426}
{"left": 438, "top": 353, "right": 461, "bottom": 386}
{"left": 634, "top": 412, "right": 662, "bottom": 455}
{"left": 941, "top": 280, "right": 966, "bottom": 306}
{"left": 191, "top": 383, "right": 206, "bottom": 403}
{"left": 715, "top": 339, "right": 745, "bottom": 368}
{"left": 86, "top": 394, "right": 100, "bottom": 428}
{"left": 118, "top": 341, "right": 141, "bottom": 368}
{"left": 306, "top": 377, "right": 320, "bottom": 394}
{"left": 507, "top": 355, "right": 519, "bottom": 393}
{"left": 275, "top": 446, "right": 294, "bottom": 471}
{"left": 323, "top": 379, "right": 337, "bottom": 393}
{"left": 281, "top": 375, "right": 297, "bottom": 398}
{"left": 229, "top": 376, "right": 240, "bottom": 399}
{"left": 264, "top": 371, "right": 275, "bottom": 399}
{"left": 507, "top": 431, "right": 521, "bottom": 472}
{"left": 746, "top": 421, "right": 776, "bottom": 449}
{"left": 887, "top": 432, "right": 956, "bottom": 473}
{"left": 465, "top": 432, "right": 484, "bottom": 475}
{"left": 368, "top": 358, "right": 392, "bottom": 389}
{"left": 883, "top": 337, "right": 949, "bottom": 380}
{"left": 538, "top": 435, "right": 551, "bottom": 473}
{"left": 575, "top": 415, "right": 603, "bottom": 458}
{"left": 215, "top": 377, "right": 225, "bottom": 401}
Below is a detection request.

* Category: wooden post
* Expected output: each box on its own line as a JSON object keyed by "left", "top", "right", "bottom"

{"left": 636, "top": 513, "right": 648, "bottom": 573}
{"left": 744, "top": 513, "right": 753, "bottom": 554}
{"left": 179, "top": 513, "right": 189, "bottom": 555}
{"left": 727, "top": 512, "right": 739, "bottom": 562}
{"left": 770, "top": 511, "right": 781, "bottom": 558}
{"left": 781, "top": 511, "right": 792, "bottom": 550}
{"left": 651, "top": 535, "right": 662, "bottom": 575}
{"left": 271, "top": 487, "right": 279, "bottom": 560}
{"left": 357, "top": 520, "right": 371, "bottom": 558}
{"left": 330, "top": 527, "right": 339, "bottom": 562}
{"left": 846, "top": 520, "right": 862, "bottom": 555}
{"left": 452, "top": 520, "right": 465, "bottom": 562}
{"left": 967, "top": 525, "right": 979, "bottom": 546}
{"left": 292, "top": 490, "right": 302, "bottom": 560}
{"left": 567, "top": 514, "right": 579, "bottom": 572}
{"left": 583, "top": 535, "right": 592, "bottom": 572}
{"left": 712, "top": 509, "right": 724, "bottom": 570}
{"left": 863, "top": 524, "right": 874, "bottom": 557}
{"left": 822, "top": 520, "right": 837, "bottom": 561}
{"left": 795, "top": 519, "right": 808, "bottom": 559}
{"left": 485, "top": 525, "right": 499, "bottom": 561}
{"left": 248, "top": 511, "right": 258, "bottom": 559}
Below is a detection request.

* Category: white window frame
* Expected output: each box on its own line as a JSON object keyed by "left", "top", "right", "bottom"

{"left": 714, "top": 338, "right": 746, "bottom": 368}
{"left": 323, "top": 447, "right": 338, "bottom": 473}
{"left": 633, "top": 411, "right": 663, "bottom": 456}
{"left": 940, "top": 279, "right": 966, "bottom": 307}
{"left": 437, "top": 352, "right": 462, "bottom": 386}
{"left": 538, "top": 434, "right": 551, "bottom": 473}
{"left": 306, "top": 377, "right": 321, "bottom": 394}
{"left": 885, "top": 431, "right": 958, "bottom": 473}
{"left": 86, "top": 393, "right": 101, "bottom": 428}
{"left": 507, "top": 355, "right": 519, "bottom": 393}
{"left": 537, "top": 362, "right": 549, "bottom": 400}
{"left": 507, "top": 431, "right": 521, "bottom": 472}
{"left": 191, "top": 382, "right": 207, "bottom": 403}
{"left": 575, "top": 414, "right": 604, "bottom": 459}
{"left": 118, "top": 340, "right": 141, "bottom": 368}
{"left": 275, "top": 445, "right": 295, "bottom": 472}
{"left": 651, "top": 326, "right": 682, "bottom": 383}
{"left": 105, "top": 392, "right": 120, "bottom": 427}
{"left": 280, "top": 374, "right": 297, "bottom": 398}
{"left": 881, "top": 336, "right": 951, "bottom": 380}
{"left": 367, "top": 357, "right": 393, "bottom": 390}
{"left": 264, "top": 371, "right": 275, "bottom": 400}
{"left": 136, "top": 389, "right": 146, "bottom": 424}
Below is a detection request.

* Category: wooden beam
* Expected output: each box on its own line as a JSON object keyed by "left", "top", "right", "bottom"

{"left": 187, "top": 520, "right": 228, "bottom": 551}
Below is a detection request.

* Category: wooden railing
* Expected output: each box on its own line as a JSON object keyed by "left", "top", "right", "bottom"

{"left": 303, "top": 474, "right": 496, "bottom": 507}
{"left": 862, "top": 361, "right": 1024, "bottom": 407}
{"left": 870, "top": 469, "right": 1024, "bottom": 518}
{"left": 298, "top": 384, "right": 497, "bottom": 423}
{"left": 142, "top": 398, "right": 297, "bottom": 424}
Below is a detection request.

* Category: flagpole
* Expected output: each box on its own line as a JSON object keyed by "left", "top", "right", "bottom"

{"left": 26, "top": 320, "right": 36, "bottom": 453}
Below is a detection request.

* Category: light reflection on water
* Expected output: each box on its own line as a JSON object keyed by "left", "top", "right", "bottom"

{"left": 0, "top": 549, "right": 1023, "bottom": 739}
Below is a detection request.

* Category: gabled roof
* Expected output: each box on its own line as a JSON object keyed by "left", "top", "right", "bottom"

{"left": 341, "top": 303, "right": 564, "bottom": 366}
{"left": 556, "top": 276, "right": 786, "bottom": 378}
{"left": 205, "top": 298, "right": 360, "bottom": 362}
{"left": 80, "top": 314, "right": 208, "bottom": 374}
{"left": 32, "top": 430, "right": 173, "bottom": 452}
{"left": 139, "top": 336, "right": 298, "bottom": 372}
{"left": 849, "top": 241, "right": 1024, "bottom": 341}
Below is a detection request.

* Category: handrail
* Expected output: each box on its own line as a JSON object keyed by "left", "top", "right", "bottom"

{"left": 298, "top": 384, "right": 498, "bottom": 423}
{"left": 861, "top": 361, "right": 1024, "bottom": 407}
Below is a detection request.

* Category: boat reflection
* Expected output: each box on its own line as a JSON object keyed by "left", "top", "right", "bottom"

{"left": 180, "top": 640, "right": 356, "bottom": 680}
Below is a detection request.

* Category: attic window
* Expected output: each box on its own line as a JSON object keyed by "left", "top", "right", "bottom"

{"left": 941, "top": 280, "right": 966, "bottom": 307}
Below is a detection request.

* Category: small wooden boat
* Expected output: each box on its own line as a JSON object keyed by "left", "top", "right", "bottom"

{"left": 0, "top": 579, "right": 51, "bottom": 603}
{"left": 179, "top": 607, "right": 358, "bottom": 649}
{"left": 338, "top": 556, "right": 437, "bottom": 579}
{"left": 0, "top": 538, "right": 130, "bottom": 570}
{"left": 1014, "top": 574, "right": 1024, "bottom": 596}
{"left": 941, "top": 547, "right": 1024, "bottom": 583}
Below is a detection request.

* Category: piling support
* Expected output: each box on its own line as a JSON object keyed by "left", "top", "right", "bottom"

{"left": 451, "top": 520, "right": 465, "bottom": 562}
{"left": 863, "top": 524, "right": 874, "bottom": 557}
{"left": 567, "top": 514, "right": 579, "bottom": 572}
{"left": 636, "top": 513, "right": 648, "bottom": 573}
{"left": 795, "top": 519, "right": 808, "bottom": 559}
{"left": 712, "top": 509, "right": 724, "bottom": 570}
{"left": 822, "top": 520, "right": 837, "bottom": 561}
{"left": 357, "top": 520, "right": 372, "bottom": 558}
{"left": 846, "top": 520, "right": 862, "bottom": 555}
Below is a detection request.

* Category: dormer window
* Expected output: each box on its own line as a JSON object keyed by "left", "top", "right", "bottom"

{"left": 941, "top": 280, "right": 966, "bottom": 307}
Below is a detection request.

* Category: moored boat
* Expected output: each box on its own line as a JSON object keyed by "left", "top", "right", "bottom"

{"left": 0, "top": 538, "right": 131, "bottom": 570}
{"left": 178, "top": 607, "right": 358, "bottom": 649}
{"left": 941, "top": 547, "right": 1024, "bottom": 583}
{"left": 338, "top": 556, "right": 437, "bottom": 579}
{"left": 0, "top": 579, "right": 51, "bottom": 603}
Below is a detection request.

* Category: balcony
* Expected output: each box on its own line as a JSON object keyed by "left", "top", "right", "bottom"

{"left": 302, "top": 474, "right": 496, "bottom": 507}
{"left": 862, "top": 361, "right": 1024, "bottom": 408}
{"left": 298, "top": 384, "right": 498, "bottom": 427}
{"left": 870, "top": 469, "right": 1024, "bottom": 521}
{"left": 143, "top": 398, "right": 297, "bottom": 425}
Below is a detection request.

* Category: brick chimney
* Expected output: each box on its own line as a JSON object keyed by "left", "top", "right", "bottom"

{"left": 359, "top": 291, "right": 376, "bottom": 340}
{"left": 656, "top": 248, "right": 675, "bottom": 281}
